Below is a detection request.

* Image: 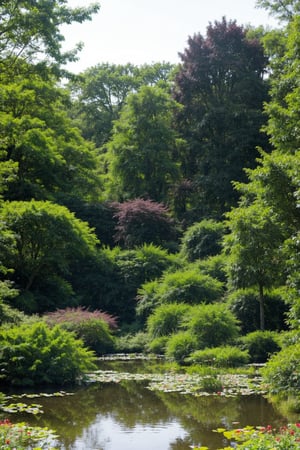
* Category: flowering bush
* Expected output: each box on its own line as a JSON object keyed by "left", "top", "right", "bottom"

{"left": 0, "top": 419, "right": 57, "bottom": 449}
{"left": 215, "top": 423, "right": 300, "bottom": 449}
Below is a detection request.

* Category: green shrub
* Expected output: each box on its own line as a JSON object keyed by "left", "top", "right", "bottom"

{"left": 115, "top": 332, "right": 150, "bottom": 353}
{"left": 0, "top": 322, "right": 96, "bottom": 386}
{"left": 240, "top": 330, "right": 281, "bottom": 363}
{"left": 147, "top": 336, "right": 169, "bottom": 354}
{"left": 200, "top": 374, "right": 223, "bottom": 393}
{"left": 138, "top": 266, "right": 223, "bottom": 310}
{"left": 261, "top": 343, "right": 300, "bottom": 396}
{"left": 198, "top": 254, "right": 228, "bottom": 284}
{"left": 147, "top": 303, "right": 191, "bottom": 338}
{"left": 136, "top": 279, "right": 161, "bottom": 323}
{"left": 44, "top": 307, "right": 117, "bottom": 355}
{"left": 0, "top": 419, "right": 58, "bottom": 450}
{"left": 180, "top": 219, "right": 226, "bottom": 262}
{"left": 72, "top": 319, "right": 116, "bottom": 355}
{"left": 228, "top": 289, "right": 288, "bottom": 333}
{"left": 165, "top": 331, "right": 197, "bottom": 363}
{"left": 185, "top": 303, "right": 240, "bottom": 349}
{"left": 187, "top": 346, "right": 249, "bottom": 367}
{"left": 216, "top": 423, "right": 300, "bottom": 450}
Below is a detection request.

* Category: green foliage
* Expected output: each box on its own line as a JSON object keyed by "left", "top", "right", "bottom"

{"left": 147, "top": 303, "right": 191, "bottom": 338}
{"left": 44, "top": 308, "right": 117, "bottom": 355}
{"left": 147, "top": 336, "right": 168, "bottom": 354}
{"left": 68, "top": 319, "right": 116, "bottom": 355}
{"left": 0, "top": 62, "right": 102, "bottom": 203}
{"left": 240, "top": 330, "right": 281, "bottom": 363}
{"left": 105, "top": 85, "right": 181, "bottom": 203}
{"left": 199, "top": 374, "right": 223, "bottom": 393}
{"left": 165, "top": 331, "right": 197, "bottom": 363}
{"left": 187, "top": 346, "right": 249, "bottom": 367}
{"left": 216, "top": 423, "right": 300, "bottom": 450}
{"left": 140, "top": 266, "right": 223, "bottom": 307}
{"left": 115, "top": 332, "right": 150, "bottom": 353}
{"left": 0, "top": 0, "right": 100, "bottom": 66}
{"left": 109, "top": 244, "right": 179, "bottom": 305}
{"left": 180, "top": 219, "right": 226, "bottom": 262}
{"left": 257, "top": 0, "right": 300, "bottom": 22}
{"left": 0, "top": 302, "right": 25, "bottom": 326}
{"left": 0, "top": 200, "right": 98, "bottom": 313}
{"left": 224, "top": 203, "right": 285, "bottom": 330}
{"left": 198, "top": 254, "right": 228, "bottom": 284}
{"left": 262, "top": 343, "right": 300, "bottom": 396}
{"left": 185, "top": 303, "right": 240, "bottom": 349}
{"left": 227, "top": 289, "right": 288, "bottom": 333}
{"left": 0, "top": 419, "right": 57, "bottom": 450}
{"left": 0, "top": 322, "right": 96, "bottom": 386}
{"left": 69, "top": 62, "right": 175, "bottom": 147}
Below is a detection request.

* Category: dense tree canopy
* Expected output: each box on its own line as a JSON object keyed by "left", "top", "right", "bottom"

{"left": 69, "top": 62, "right": 175, "bottom": 147}
{"left": 173, "top": 18, "right": 269, "bottom": 219}
{"left": 105, "top": 86, "right": 181, "bottom": 203}
{"left": 0, "top": 61, "right": 101, "bottom": 204}
{"left": 0, "top": 200, "right": 98, "bottom": 312}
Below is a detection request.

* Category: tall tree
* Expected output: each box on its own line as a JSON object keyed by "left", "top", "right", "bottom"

{"left": 225, "top": 9, "right": 300, "bottom": 331}
{"left": 0, "top": 61, "right": 102, "bottom": 204}
{"left": 0, "top": 0, "right": 99, "bottom": 68}
{"left": 173, "top": 18, "right": 269, "bottom": 220}
{"left": 69, "top": 62, "right": 175, "bottom": 147}
{"left": 256, "top": 0, "right": 300, "bottom": 22}
{"left": 105, "top": 85, "right": 181, "bottom": 203}
{"left": 224, "top": 202, "right": 285, "bottom": 330}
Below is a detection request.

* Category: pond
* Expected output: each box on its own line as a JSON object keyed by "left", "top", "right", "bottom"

{"left": 3, "top": 358, "right": 287, "bottom": 450}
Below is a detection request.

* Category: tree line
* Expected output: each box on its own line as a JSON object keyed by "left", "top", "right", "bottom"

{"left": 0, "top": 0, "right": 299, "bottom": 348}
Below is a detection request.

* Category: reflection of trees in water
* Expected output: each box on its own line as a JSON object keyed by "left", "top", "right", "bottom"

{"left": 157, "top": 392, "right": 240, "bottom": 449}
{"left": 158, "top": 391, "right": 239, "bottom": 426}
{"left": 157, "top": 392, "right": 286, "bottom": 450}
{"left": 6, "top": 382, "right": 286, "bottom": 450}
{"left": 8, "top": 382, "right": 172, "bottom": 448}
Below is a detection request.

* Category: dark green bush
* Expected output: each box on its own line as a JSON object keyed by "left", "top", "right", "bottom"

{"left": 240, "top": 330, "right": 281, "bottom": 363}
{"left": 185, "top": 303, "right": 240, "bottom": 349}
{"left": 0, "top": 322, "right": 96, "bottom": 386}
{"left": 147, "top": 303, "right": 191, "bottom": 338}
{"left": 228, "top": 289, "right": 288, "bottom": 333}
{"left": 165, "top": 331, "right": 197, "bottom": 363}
{"left": 262, "top": 343, "right": 300, "bottom": 396}
{"left": 180, "top": 219, "right": 226, "bottom": 261}
{"left": 187, "top": 346, "right": 249, "bottom": 367}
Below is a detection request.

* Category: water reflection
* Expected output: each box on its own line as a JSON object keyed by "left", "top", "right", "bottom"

{"left": 5, "top": 378, "right": 287, "bottom": 450}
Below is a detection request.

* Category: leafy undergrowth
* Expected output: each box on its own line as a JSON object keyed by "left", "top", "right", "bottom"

{"left": 0, "top": 419, "right": 58, "bottom": 449}
{"left": 192, "top": 423, "right": 300, "bottom": 449}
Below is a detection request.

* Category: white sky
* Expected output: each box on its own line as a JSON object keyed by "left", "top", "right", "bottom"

{"left": 62, "top": 0, "right": 277, "bottom": 72}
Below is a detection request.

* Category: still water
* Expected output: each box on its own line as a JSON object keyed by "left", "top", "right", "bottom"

{"left": 5, "top": 360, "right": 287, "bottom": 450}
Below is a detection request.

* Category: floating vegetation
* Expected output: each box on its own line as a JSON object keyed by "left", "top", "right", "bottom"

{"left": 98, "top": 353, "right": 162, "bottom": 361}
{"left": 87, "top": 369, "right": 265, "bottom": 397}
{"left": 0, "top": 392, "right": 74, "bottom": 416}
{"left": 2, "top": 402, "right": 43, "bottom": 415}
